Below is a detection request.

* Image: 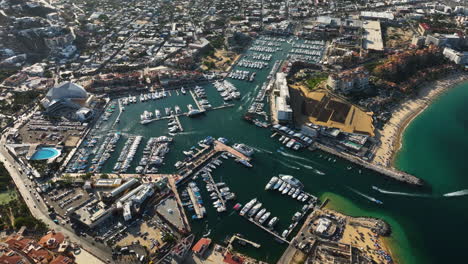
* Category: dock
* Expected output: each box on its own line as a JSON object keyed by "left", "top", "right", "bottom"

{"left": 205, "top": 171, "right": 226, "bottom": 209}
{"left": 210, "top": 103, "right": 235, "bottom": 111}
{"left": 174, "top": 115, "right": 184, "bottom": 132}
{"left": 187, "top": 186, "right": 204, "bottom": 219}
{"left": 244, "top": 217, "right": 290, "bottom": 244}
{"left": 189, "top": 89, "right": 203, "bottom": 111}
{"left": 226, "top": 234, "right": 261, "bottom": 252}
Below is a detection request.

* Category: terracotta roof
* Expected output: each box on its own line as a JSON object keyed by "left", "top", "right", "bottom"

{"left": 50, "top": 255, "right": 74, "bottom": 264}
{"left": 39, "top": 232, "right": 65, "bottom": 250}
{"left": 0, "top": 252, "right": 24, "bottom": 264}
{"left": 192, "top": 238, "right": 211, "bottom": 253}
{"left": 224, "top": 252, "right": 244, "bottom": 264}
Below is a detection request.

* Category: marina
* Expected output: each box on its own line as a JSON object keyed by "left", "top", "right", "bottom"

{"left": 58, "top": 35, "right": 425, "bottom": 262}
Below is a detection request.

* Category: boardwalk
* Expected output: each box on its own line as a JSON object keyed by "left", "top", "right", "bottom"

{"left": 174, "top": 115, "right": 184, "bottom": 132}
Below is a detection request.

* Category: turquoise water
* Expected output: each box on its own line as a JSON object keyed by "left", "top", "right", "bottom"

{"left": 30, "top": 147, "right": 60, "bottom": 160}
{"left": 394, "top": 81, "right": 468, "bottom": 264}
{"left": 73, "top": 34, "right": 468, "bottom": 263}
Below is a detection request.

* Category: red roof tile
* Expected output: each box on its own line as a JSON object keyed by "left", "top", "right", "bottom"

{"left": 192, "top": 238, "right": 211, "bottom": 253}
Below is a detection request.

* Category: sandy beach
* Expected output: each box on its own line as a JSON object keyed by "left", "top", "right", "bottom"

{"left": 372, "top": 73, "right": 468, "bottom": 168}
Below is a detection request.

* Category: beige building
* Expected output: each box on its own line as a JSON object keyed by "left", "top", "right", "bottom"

{"left": 327, "top": 67, "right": 369, "bottom": 94}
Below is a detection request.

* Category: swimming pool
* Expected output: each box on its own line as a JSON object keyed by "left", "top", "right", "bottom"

{"left": 30, "top": 147, "right": 61, "bottom": 160}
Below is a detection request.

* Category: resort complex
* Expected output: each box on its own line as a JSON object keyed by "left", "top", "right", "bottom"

{"left": 0, "top": 0, "right": 467, "bottom": 264}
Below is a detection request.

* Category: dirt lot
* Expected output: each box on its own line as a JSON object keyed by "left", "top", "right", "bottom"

{"left": 384, "top": 26, "right": 414, "bottom": 49}
{"left": 116, "top": 221, "right": 165, "bottom": 252}
{"left": 201, "top": 49, "right": 240, "bottom": 72}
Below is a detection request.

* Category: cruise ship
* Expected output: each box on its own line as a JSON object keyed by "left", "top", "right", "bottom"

{"left": 239, "top": 198, "right": 257, "bottom": 216}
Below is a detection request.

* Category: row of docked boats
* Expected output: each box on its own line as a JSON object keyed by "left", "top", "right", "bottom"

{"left": 254, "top": 39, "right": 284, "bottom": 47}
{"left": 135, "top": 136, "right": 172, "bottom": 174}
{"left": 228, "top": 70, "right": 251, "bottom": 81}
{"left": 183, "top": 182, "right": 206, "bottom": 219}
{"left": 167, "top": 116, "right": 181, "bottom": 135}
{"left": 113, "top": 136, "right": 142, "bottom": 173}
{"left": 250, "top": 53, "right": 272, "bottom": 61}
{"left": 249, "top": 46, "right": 279, "bottom": 53}
{"left": 214, "top": 80, "right": 241, "bottom": 101}
{"left": 287, "top": 54, "right": 321, "bottom": 63}
{"left": 66, "top": 132, "right": 121, "bottom": 173}
{"left": 265, "top": 175, "right": 311, "bottom": 203}
{"left": 193, "top": 86, "right": 212, "bottom": 110}
{"left": 239, "top": 198, "right": 279, "bottom": 228}
{"left": 237, "top": 59, "right": 268, "bottom": 69}
{"left": 289, "top": 48, "right": 323, "bottom": 57}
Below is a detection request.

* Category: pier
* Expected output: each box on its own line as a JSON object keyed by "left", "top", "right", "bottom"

{"left": 226, "top": 234, "right": 261, "bottom": 252}
{"left": 205, "top": 171, "right": 226, "bottom": 209}
{"left": 189, "top": 89, "right": 203, "bottom": 111}
{"left": 112, "top": 99, "right": 123, "bottom": 128}
{"left": 173, "top": 115, "right": 184, "bottom": 132}
{"left": 314, "top": 143, "right": 424, "bottom": 186}
{"left": 187, "top": 186, "right": 204, "bottom": 219}
{"left": 244, "top": 217, "right": 290, "bottom": 244}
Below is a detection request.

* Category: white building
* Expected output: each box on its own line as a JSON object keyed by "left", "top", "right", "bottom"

{"left": 275, "top": 72, "right": 293, "bottom": 123}
{"left": 443, "top": 47, "right": 468, "bottom": 65}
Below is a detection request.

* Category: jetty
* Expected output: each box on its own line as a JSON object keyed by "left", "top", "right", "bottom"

{"left": 189, "top": 89, "right": 203, "bottom": 111}
{"left": 174, "top": 115, "right": 184, "bottom": 132}
{"left": 187, "top": 186, "right": 204, "bottom": 219}
{"left": 314, "top": 143, "right": 424, "bottom": 186}
{"left": 244, "top": 217, "right": 290, "bottom": 244}
{"left": 205, "top": 171, "right": 226, "bottom": 209}
{"left": 226, "top": 234, "right": 261, "bottom": 251}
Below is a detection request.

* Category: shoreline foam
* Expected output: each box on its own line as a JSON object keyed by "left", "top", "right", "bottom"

{"left": 372, "top": 73, "right": 468, "bottom": 168}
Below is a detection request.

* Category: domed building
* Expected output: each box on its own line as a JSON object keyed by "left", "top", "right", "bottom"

{"left": 42, "top": 82, "right": 94, "bottom": 121}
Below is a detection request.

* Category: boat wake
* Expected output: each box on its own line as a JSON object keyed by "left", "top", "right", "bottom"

{"left": 236, "top": 105, "right": 243, "bottom": 112}
{"left": 240, "top": 91, "right": 251, "bottom": 101}
{"left": 348, "top": 187, "right": 383, "bottom": 205}
{"left": 293, "top": 161, "right": 314, "bottom": 170}
{"left": 177, "top": 131, "right": 203, "bottom": 136}
{"left": 443, "top": 189, "right": 468, "bottom": 197}
{"left": 278, "top": 150, "right": 312, "bottom": 162}
{"left": 372, "top": 186, "right": 430, "bottom": 197}
{"left": 250, "top": 146, "right": 273, "bottom": 154}
{"left": 278, "top": 160, "right": 300, "bottom": 170}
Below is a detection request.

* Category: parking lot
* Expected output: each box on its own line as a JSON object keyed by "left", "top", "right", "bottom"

{"left": 43, "top": 187, "right": 91, "bottom": 217}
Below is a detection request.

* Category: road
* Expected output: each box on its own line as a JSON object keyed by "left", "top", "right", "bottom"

{"left": 0, "top": 113, "right": 110, "bottom": 263}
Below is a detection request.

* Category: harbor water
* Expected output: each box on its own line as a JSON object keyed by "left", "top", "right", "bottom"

{"left": 70, "top": 36, "right": 468, "bottom": 263}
